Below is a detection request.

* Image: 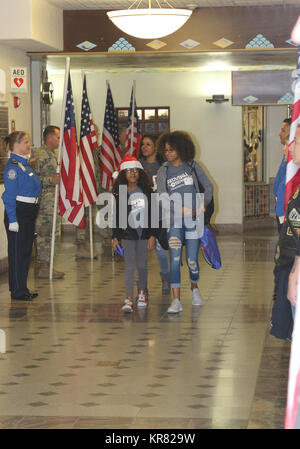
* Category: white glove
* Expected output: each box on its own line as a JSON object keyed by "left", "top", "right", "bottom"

{"left": 9, "top": 222, "right": 19, "bottom": 232}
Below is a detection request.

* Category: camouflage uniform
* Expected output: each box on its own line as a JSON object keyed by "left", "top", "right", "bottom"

{"left": 30, "top": 145, "right": 60, "bottom": 264}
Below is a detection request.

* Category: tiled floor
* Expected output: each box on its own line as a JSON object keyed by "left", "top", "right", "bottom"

{"left": 0, "top": 228, "right": 291, "bottom": 429}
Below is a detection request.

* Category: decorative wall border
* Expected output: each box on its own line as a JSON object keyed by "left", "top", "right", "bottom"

{"left": 63, "top": 6, "right": 299, "bottom": 54}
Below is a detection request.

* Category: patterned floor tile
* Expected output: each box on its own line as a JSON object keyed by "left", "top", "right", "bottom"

{"left": 0, "top": 229, "right": 291, "bottom": 428}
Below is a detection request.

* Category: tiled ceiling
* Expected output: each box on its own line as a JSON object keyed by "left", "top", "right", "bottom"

{"left": 47, "top": 0, "right": 300, "bottom": 9}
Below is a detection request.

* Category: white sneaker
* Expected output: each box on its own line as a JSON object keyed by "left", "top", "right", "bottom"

{"left": 136, "top": 290, "right": 148, "bottom": 308}
{"left": 122, "top": 299, "right": 133, "bottom": 313}
{"left": 167, "top": 298, "right": 183, "bottom": 314}
{"left": 191, "top": 288, "right": 203, "bottom": 306}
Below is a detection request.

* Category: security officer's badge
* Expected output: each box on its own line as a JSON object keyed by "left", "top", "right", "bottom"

{"left": 7, "top": 169, "right": 17, "bottom": 180}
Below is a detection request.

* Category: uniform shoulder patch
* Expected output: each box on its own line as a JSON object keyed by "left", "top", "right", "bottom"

{"left": 7, "top": 169, "right": 17, "bottom": 180}
{"left": 289, "top": 208, "right": 300, "bottom": 222}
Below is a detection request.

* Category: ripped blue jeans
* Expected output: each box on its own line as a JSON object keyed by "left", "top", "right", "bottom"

{"left": 167, "top": 221, "right": 200, "bottom": 289}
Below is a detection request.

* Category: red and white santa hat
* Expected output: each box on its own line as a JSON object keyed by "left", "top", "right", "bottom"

{"left": 112, "top": 154, "right": 143, "bottom": 179}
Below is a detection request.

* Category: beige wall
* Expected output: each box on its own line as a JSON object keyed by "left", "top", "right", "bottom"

{"left": 48, "top": 69, "right": 243, "bottom": 226}
{"left": 0, "top": 42, "right": 32, "bottom": 263}
{"left": 0, "top": 0, "right": 63, "bottom": 51}
{"left": 0, "top": 43, "right": 32, "bottom": 132}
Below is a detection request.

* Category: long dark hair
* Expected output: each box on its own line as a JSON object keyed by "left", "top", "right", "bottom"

{"left": 112, "top": 168, "right": 152, "bottom": 196}
{"left": 140, "top": 134, "right": 164, "bottom": 165}
{"left": 157, "top": 131, "right": 195, "bottom": 162}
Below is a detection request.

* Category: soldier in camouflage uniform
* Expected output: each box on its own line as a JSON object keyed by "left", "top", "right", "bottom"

{"left": 30, "top": 126, "right": 64, "bottom": 279}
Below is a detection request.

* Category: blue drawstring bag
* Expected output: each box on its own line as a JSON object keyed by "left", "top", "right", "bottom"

{"left": 200, "top": 225, "right": 221, "bottom": 270}
{"left": 116, "top": 244, "right": 124, "bottom": 257}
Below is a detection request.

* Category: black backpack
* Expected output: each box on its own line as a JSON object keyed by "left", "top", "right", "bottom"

{"left": 191, "top": 162, "right": 214, "bottom": 225}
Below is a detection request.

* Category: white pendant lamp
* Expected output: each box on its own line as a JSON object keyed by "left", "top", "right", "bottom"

{"left": 107, "top": 1, "right": 192, "bottom": 40}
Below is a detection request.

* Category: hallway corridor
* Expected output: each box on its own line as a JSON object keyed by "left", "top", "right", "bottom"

{"left": 0, "top": 229, "right": 291, "bottom": 429}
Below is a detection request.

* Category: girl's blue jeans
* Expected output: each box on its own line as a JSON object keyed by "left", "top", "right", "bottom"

{"left": 167, "top": 222, "right": 200, "bottom": 289}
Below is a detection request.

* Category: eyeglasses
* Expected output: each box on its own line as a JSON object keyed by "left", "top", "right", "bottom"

{"left": 126, "top": 168, "right": 139, "bottom": 173}
{"left": 163, "top": 148, "right": 176, "bottom": 153}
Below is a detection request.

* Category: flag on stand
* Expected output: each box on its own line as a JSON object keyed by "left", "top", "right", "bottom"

{"left": 284, "top": 46, "right": 300, "bottom": 212}
{"left": 79, "top": 75, "right": 97, "bottom": 206}
{"left": 59, "top": 73, "right": 85, "bottom": 228}
{"left": 100, "top": 83, "right": 122, "bottom": 190}
{"left": 124, "top": 84, "right": 141, "bottom": 159}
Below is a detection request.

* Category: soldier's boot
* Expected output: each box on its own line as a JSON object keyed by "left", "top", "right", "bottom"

{"left": 75, "top": 243, "right": 98, "bottom": 260}
{"left": 37, "top": 263, "right": 65, "bottom": 279}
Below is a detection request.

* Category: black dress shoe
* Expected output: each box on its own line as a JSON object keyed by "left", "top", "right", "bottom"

{"left": 27, "top": 291, "right": 38, "bottom": 298}
{"left": 11, "top": 293, "right": 34, "bottom": 301}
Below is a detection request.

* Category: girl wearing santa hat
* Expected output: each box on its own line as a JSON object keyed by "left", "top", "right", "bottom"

{"left": 112, "top": 154, "right": 156, "bottom": 312}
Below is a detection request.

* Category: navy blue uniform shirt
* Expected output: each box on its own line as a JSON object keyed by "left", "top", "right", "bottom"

{"left": 2, "top": 153, "right": 42, "bottom": 223}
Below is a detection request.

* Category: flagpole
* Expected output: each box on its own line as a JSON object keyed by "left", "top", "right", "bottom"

{"left": 49, "top": 56, "right": 70, "bottom": 280}
{"left": 82, "top": 71, "right": 95, "bottom": 261}
{"left": 130, "top": 81, "right": 136, "bottom": 154}
{"left": 89, "top": 204, "right": 94, "bottom": 259}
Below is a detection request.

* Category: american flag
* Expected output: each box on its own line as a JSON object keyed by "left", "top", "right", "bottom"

{"left": 284, "top": 46, "right": 300, "bottom": 212}
{"left": 79, "top": 75, "right": 97, "bottom": 206}
{"left": 59, "top": 73, "right": 85, "bottom": 228}
{"left": 124, "top": 84, "right": 141, "bottom": 159}
{"left": 100, "top": 83, "right": 122, "bottom": 190}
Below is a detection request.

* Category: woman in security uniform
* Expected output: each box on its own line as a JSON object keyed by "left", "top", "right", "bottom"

{"left": 2, "top": 131, "right": 41, "bottom": 300}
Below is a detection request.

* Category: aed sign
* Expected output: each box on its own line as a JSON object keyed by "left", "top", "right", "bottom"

{"left": 10, "top": 67, "right": 27, "bottom": 93}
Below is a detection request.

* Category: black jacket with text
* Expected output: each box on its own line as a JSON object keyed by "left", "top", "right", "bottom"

{"left": 112, "top": 188, "right": 157, "bottom": 241}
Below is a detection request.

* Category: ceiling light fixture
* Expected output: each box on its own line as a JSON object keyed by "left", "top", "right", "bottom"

{"left": 107, "top": 0, "right": 192, "bottom": 40}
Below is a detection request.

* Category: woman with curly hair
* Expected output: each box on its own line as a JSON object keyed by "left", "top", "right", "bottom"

{"left": 140, "top": 134, "right": 170, "bottom": 294}
{"left": 156, "top": 131, "right": 214, "bottom": 314}
{"left": 112, "top": 154, "right": 156, "bottom": 312}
